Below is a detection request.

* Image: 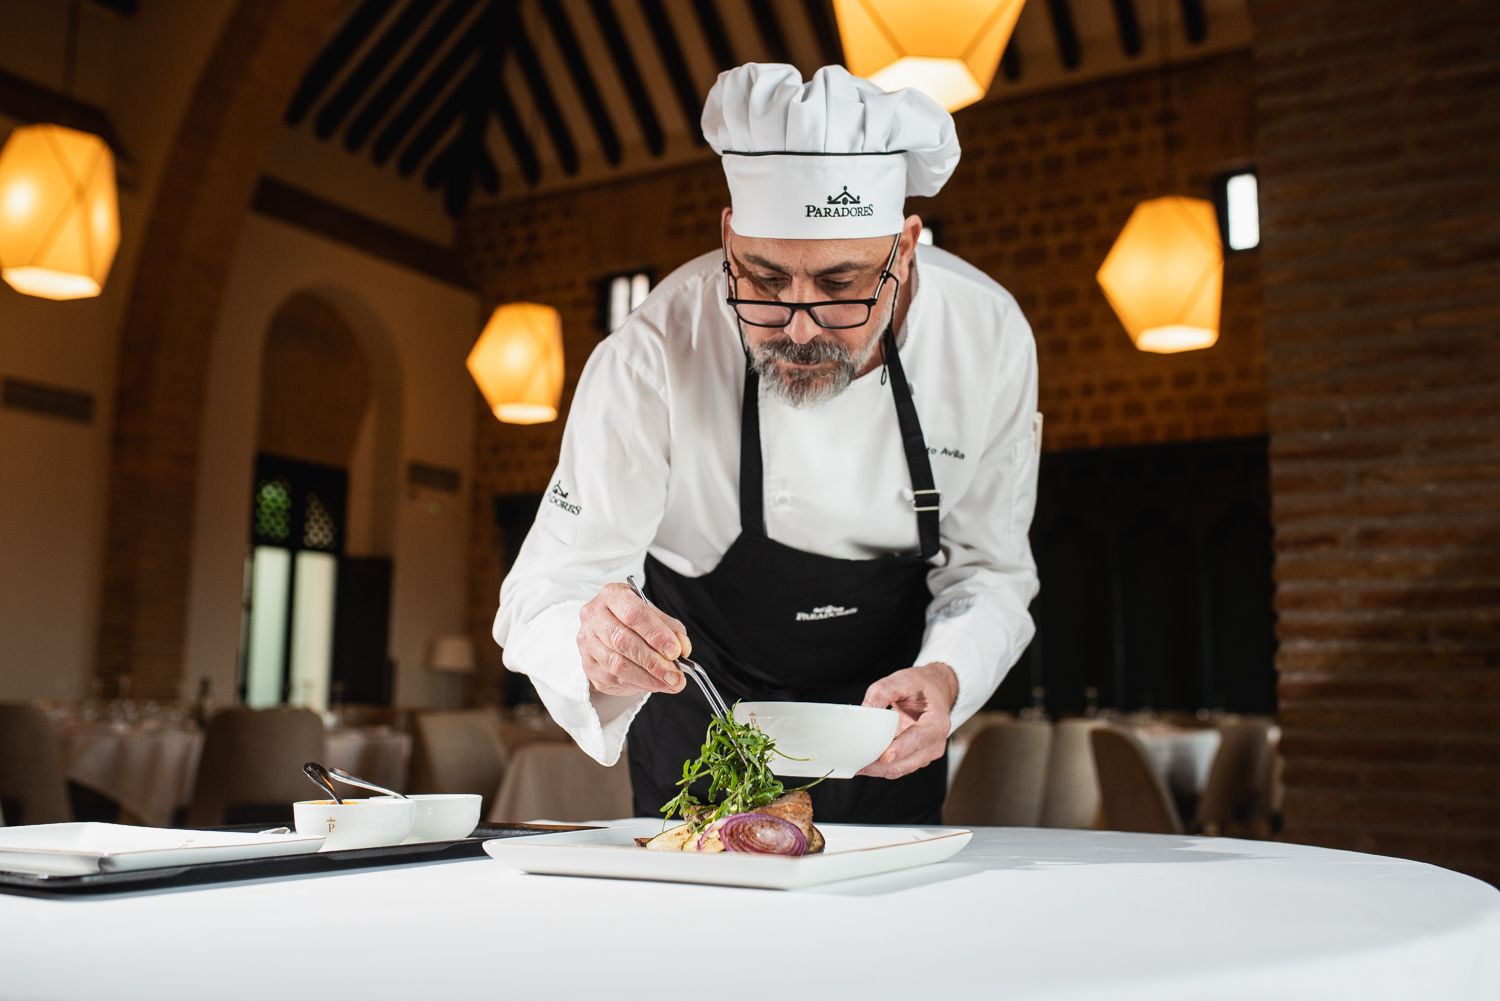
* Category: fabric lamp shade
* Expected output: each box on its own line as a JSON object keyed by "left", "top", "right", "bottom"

{"left": 467, "top": 303, "right": 564, "bottom": 424}
{"left": 1096, "top": 196, "right": 1223, "bottom": 354}
{"left": 832, "top": 0, "right": 1026, "bottom": 112}
{"left": 428, "top": 635, "right": 476, "bottom": 673}
{"left": 0, "top": 123, "right": 120, "bottom": 300}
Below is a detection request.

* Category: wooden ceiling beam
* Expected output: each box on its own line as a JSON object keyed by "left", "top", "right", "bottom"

{"left": 502, "top": 2, "right": 579, "bottom": 175}
{"left": 1178, "top": 0, "right": 1207, "bottom": 43}
{"left": 1001, "top": 36, "right": 1023, "bottom": 82}
{"left": 539, "top": 2, "right": 623, "bottom": 165}
{"left": 639, "top": 0, "right": 707, "bottom": 146}
{"left": 372, "top": 9, "right": 484, "bottom": 165}
{"left": 750, "top": 2, "right": 794, "bottom": 67}
{"left": 1111, "top": 0, "right": 1143, "bottom": 57}
{"left": 802, "top": 0, "right": 844, "bottom": 68}
{"left": 691, "top": 0, "right": 737, "bottom": 74}
{"left": 316, "top": 0, "right": 437, "bottom": 139}
{"left": 588, "top": 0, "right": 664, "bottom": 157}
{"left": 346, "top": 0, "right": 473, "bottom": 152}
{"left": 1045, "top": 0, "right": 1082, "bottom": 70}
{"left": 286, "top": 0, "right": 392, "bottom": 125}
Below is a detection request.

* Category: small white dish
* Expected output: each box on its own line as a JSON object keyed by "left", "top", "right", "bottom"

{"left": 483, "top": 822, "right": 972, "bottom": 890}
{"left": 734, "top": 701, "right": 900, "bottom": 778}
{"left": 376, "top": 794, "right": 481, "bottom": 843}
{"left": 0, "top": 823, "right": 325, "bottom": 877}
{"left": 293, "top": 798, "right": 415, "bottom": 851}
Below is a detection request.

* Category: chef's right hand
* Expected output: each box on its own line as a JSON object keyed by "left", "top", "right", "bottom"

{"left": 578, "top": 584, "right": 691, "bottom": 696}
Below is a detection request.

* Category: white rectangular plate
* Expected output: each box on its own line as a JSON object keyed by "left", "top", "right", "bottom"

{"left": 0, "top": 823, "right": 326, "bottom": 877}
{"left": 483, "top": 821, "right": 972, "bottom": 890}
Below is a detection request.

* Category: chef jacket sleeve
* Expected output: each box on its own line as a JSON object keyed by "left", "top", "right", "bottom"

{"left": 491, "top": 330, "right": 670, "bottom": 766}
{"left": 916, "top": 301, "right": 1040, "bottom": 732}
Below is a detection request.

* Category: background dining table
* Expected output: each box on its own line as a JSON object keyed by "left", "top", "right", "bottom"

{"left": 59, "top": 719, "right": 412, "bottom": 825}
{"left": 1, "top": 826, "right": 1494, "bottom": 1000}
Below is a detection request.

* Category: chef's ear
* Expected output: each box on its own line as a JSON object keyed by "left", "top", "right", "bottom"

{"left": 899, "top": 215, "right": 923, "bottom": 278}
{"left": 721, "top": 207, "right": 734, "bottom": 247}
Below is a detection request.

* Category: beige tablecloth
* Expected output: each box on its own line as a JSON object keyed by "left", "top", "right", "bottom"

{"left": 490, "top": 742, "right": 632, "bottom": 823}
{"left": 63, "top": 721, "right": 204, "bottom": 827}
{"left": 324, "top": 727, "right": 413, "bottom": 794}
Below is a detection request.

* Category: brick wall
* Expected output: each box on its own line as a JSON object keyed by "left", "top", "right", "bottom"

{"left": 1252, "top": 0, "right": 1500, "bottom": 883}
{"left": 459, "top": 52, "right": 1264, "bottom": 696}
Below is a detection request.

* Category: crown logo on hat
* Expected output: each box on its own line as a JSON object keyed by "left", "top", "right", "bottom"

{"left": 826, "top": 185, "right": 862, "bottom": 206}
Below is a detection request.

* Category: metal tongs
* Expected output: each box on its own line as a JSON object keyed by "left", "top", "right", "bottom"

{"left": 624, "top": 575, "right": 749, "bottom": 767}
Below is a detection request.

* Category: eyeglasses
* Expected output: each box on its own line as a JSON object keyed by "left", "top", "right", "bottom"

{"left": 724, "top": 236, "right": 901, "bottom": 330}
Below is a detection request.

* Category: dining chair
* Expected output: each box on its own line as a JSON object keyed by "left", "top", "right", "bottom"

{"left": 1194, "top": 716, "right": 1275, "bottom": 836}
{"left": 490, "top": 741, "right": 632, "bottom": 823}
{"left": 943, "top": 719, "right": 1053, "bottom": 827}
{"left": 0, "top": 703, "right": 72, "bottom": 825}
{"left": 185, "top": 707, "right": 325, "bottom": 826}
{"left": 1039, "top": 718, "right": 1104, "bottom": 829}
{"left": 409, "top": 708, "right": 508, "bottom": 815}
{"left": 1090, "top": 726, "right": 1184, "bottom": 835}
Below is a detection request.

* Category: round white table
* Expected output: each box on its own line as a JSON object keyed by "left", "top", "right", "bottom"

{"left": 1129, "top": 724, "right": 1223, "bottom": 797}
{"left": 1, "top": 827, "right": 1495, "bottom": 999}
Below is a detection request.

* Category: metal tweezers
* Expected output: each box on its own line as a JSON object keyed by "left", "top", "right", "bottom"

{"left": 624, "top": 575, "right": 749, "bottom": 767}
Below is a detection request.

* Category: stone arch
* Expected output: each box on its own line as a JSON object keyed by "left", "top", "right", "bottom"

{"left": 94, "top": 0, "right": 344, "bottom": 699}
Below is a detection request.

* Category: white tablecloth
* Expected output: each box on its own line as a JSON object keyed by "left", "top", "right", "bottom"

{"left": 2, "top": 828, "right": 1495, "bottom": 1000}
{"left": 1131, "top": 725, "right": 1222, "bottom": 797}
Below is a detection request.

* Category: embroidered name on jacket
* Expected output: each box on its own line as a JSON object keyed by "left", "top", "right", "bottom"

{"left": 795, "top": 604, "right": 860, "bottom": 622}
{"left": 547, "top": 481, "right": 581, "bottom": 516}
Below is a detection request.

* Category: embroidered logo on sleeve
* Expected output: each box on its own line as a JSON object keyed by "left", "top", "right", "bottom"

{"left": 795, "top": 604, "right": 860, "bottom": 622}
{"left": 547, "top": 480, "right": 581, "bottom": 516}
{"left": 926, "top": 446, "right": 967, "bottom": 460}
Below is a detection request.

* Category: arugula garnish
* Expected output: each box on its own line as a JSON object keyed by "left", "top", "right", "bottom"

{"left": 660, "top": 711, "right": 787, "bottom": 833}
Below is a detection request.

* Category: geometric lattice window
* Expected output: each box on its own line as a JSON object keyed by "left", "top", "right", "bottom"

{"left": 254, "top": 477, "right": 293, "bottom": 542}
{"left": 303, "top": 492, "right": 336, "bottom": 551}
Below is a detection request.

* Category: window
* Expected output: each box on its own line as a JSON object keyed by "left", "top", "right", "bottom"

{"left": 600, "top": 269, "right": 653, "bottom": 334}
{"left": 1212, "top": 169, "right": 1259, "bottom": 252}
{"left": 241, "top": 454, "right": 347, "bottom": 711}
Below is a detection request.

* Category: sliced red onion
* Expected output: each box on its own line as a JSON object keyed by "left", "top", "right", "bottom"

{"left": 716, "top": 812, "right": 808, "bottom": 856}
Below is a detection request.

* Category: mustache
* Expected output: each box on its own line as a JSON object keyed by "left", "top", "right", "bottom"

{"left": 754, "top": 337, "right": 854, "bottom": 366}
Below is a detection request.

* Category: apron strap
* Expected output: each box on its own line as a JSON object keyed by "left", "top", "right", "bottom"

{"left": 737, "top": 328, "right": 940, "bottom": 557}
{"left": 739, "top": 365, "right": 765, "bottom": 537}
{"left": 881, "top": 326, "right": 942, "bottom": 560}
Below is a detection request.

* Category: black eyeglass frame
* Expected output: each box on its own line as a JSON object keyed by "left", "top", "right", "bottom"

{"left": 722, "top": 235, "right": 902, "bottom": 330}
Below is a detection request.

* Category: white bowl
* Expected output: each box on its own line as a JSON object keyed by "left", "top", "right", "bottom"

{"left": 380, "top": 794, "right": 482, "bottom": 843}
{"left": 293, "top": 798, "right": 415, "bottom": 851}
{"left": 734, "top": 701, "right": 900, "bottom": 779}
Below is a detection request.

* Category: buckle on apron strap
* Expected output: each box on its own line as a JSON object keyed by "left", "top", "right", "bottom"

{"left": 911, "top": 488, "right": 940, "bottom": 512}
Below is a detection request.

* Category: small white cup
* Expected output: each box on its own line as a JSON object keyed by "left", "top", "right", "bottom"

{"left": 377, "top": 794, "right": 481, "bottom": 843}
{"left": 293, "top": 797, "right": 415, "bottom": 851}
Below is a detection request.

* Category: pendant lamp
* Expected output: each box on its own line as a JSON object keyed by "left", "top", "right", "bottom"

{"left": 833, "top": 0, "right": 1026, "bottom": 112}
{"left": 467, "top": 303, "right": 564, "bottom": 424}
{"left": 1096, "top": 196, "right": 1222, "bottom": 353}
{"left": 1096, "top": 1, "right": 1223, "bottom": 353}
{"left": 0, "top": 122, "right": 119, "bottom": 301}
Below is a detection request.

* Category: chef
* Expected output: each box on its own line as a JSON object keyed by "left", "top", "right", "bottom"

{"left": 494, "top": 63, "right": 1040, "bottom": 824}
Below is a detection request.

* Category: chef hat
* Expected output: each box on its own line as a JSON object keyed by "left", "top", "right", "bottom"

{"left": 702, "top": 63, "right": 961, "bottom": 240}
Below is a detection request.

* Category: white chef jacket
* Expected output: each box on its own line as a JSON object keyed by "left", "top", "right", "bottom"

{"left": 493, "top": 244, "right": 1041, "bottom": 766}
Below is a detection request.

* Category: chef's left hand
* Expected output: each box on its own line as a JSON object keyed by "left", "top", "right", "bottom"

{"left": 857, "top": 662, "right": 959, "bottom": 780}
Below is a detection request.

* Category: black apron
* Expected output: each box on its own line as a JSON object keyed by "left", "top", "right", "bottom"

{"left": 630, "top": 325, "right": 947, "bottom": 824}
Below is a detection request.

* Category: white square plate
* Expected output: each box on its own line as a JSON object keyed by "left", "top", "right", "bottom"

{"left": 0, "top": 823, "right": 326, "bottom": 877}
{"left": 482, "top": 821, "right": 972, "bottom": 890}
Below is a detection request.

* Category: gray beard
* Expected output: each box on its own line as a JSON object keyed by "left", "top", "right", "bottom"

{"left": 751, "top": 327, "right": 885, "bottom": 408}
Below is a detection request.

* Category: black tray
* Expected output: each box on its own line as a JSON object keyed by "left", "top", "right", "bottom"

{"left": 0, "top": 822, "right": 597, "bottom": 899}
